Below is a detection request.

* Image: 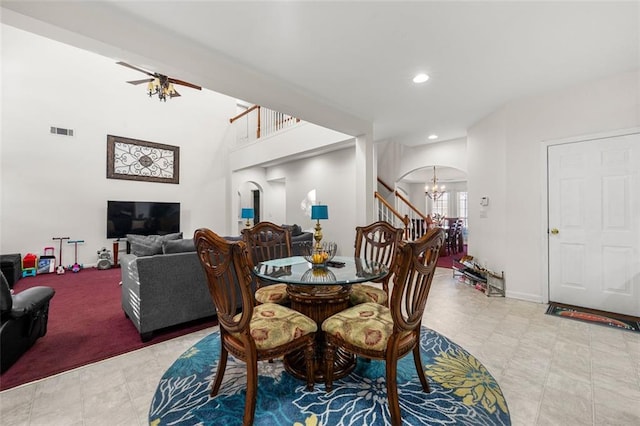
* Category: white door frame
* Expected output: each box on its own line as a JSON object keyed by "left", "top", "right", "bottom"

{"left": 539, "top": 127, "right": 640, "bottom": 305}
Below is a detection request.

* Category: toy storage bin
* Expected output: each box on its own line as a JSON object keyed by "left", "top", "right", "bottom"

{"left": 22, "top": 253, "right": 38, "bottom": 278}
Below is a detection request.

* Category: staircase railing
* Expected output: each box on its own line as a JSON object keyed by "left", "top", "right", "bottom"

{"left": 375, "top": 191, "right": 410, "bottom": 237}
{"left": 375, "top": 177, "right": 432, "bottom": 241}
{"left": 230, "top": 105, "right": 300, "bottom": 142}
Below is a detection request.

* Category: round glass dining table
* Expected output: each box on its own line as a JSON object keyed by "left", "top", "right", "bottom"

{"left": 253, "top": 256, "right": 388, "bottom": 381}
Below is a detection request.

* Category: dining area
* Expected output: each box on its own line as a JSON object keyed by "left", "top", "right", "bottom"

{"left": 198, "top": 220, "right": 444, "bottom": 425}
{"left": 147, "top": 221, "right": 510, "bottom": 426}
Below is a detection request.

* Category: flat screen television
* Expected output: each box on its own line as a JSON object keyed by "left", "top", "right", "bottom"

{"left": 107, "top": 201, "right": 180, "bottom": 239}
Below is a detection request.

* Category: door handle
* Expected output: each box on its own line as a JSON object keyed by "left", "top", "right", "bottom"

{"left": 550, "top": 228, "right": 559, "bottom": 235}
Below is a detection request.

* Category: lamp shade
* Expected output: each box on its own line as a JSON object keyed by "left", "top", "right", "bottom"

{"left": 311, "top": 205, "right": 329, "bottom": 220}
{"left": 241, "top": 208, "right": 254, "bottom": 219}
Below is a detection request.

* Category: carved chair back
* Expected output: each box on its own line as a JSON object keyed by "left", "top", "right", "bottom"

{"left": 194, "top": 228, "right": 255, "bottom": 335}
{"left": 241, "top": 221, "right": 292, "bottom": 264}
{"left": 390, "top": 227, "right": 446, "bottom": 333}
{"left": 354, "top": 221, "right": 404, "bottom": 291}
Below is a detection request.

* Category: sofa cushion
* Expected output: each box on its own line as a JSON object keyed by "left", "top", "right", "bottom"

{"left": 163, "top": 238, "right": 196, "bottom": 254}
{"left": 127, "top": 233, "right": 183, "bottom": 256}
{"left": 282, "top": 224, "right": 303, "bottom": 237}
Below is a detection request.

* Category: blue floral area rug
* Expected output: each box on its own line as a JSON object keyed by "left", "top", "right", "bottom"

{"left": 149, "top": 327, "right": 510, "bottom": 426}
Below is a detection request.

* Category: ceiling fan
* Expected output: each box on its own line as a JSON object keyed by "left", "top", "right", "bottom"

{"left": 117, "top": 61, "right": 202, "bottom": 101}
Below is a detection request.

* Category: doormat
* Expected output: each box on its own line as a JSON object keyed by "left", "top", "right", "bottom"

{"left": 546, "top": 302, "right": 640, "bottom": 333}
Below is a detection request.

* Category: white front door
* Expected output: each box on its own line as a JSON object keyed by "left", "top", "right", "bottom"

{"left": 548, "top": 132, "right": 640, "bottom": 316}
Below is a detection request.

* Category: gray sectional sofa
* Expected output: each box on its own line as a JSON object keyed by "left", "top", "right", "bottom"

{"left": 120, "top": 227, "right": 312, "bottom": 341}
{"left": 120, "top": 250, "right": 215, "bottom": 342}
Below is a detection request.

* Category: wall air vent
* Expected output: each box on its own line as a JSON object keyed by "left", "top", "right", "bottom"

{"left": 50, "top": 126, "right": 74, "bottom": 137}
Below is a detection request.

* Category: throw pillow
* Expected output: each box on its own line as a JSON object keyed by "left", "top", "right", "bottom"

{"left": 126, "top": 233, "right": 183, "bottom": 256}
{"left": 162, "top": 238, "right": 196, "bottom": 254}
{"left": 160, "top": 232, "right": 183, "bottom": 241}
{"left": 126, "top": 234, "right": 163, "bottom": 256}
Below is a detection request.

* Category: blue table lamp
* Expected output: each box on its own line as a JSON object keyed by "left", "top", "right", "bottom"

{"left": 241, "top": 208, "right": 254, "bottom": 227}
{"left": 311, "top": 204, "right": 329, "bottom": 248}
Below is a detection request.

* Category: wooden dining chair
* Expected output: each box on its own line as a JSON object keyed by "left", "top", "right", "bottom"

{"left": 322, "top": 227, "right": 446, "bottom": 426}
{"left": 194, "top": 228, "right": 317, "bottom": 426}
{"left": 349, "top": 221, "right": 404, "bottom": 306}
{"left": 456, "top": 219, "right": 465, "bottom": 253}
{"left": 445, "top": 219, "right": 459, "bottom": 255}
{"left": 241, "top": 221, "right": 292, "bottom": 305}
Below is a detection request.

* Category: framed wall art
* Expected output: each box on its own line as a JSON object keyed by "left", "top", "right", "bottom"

{"left": 106, "top": 135, "right": 180, "bottom": 184}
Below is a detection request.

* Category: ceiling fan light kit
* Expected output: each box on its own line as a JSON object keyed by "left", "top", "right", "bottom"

{"left": 117, "top": 61, "right": 201, "bottom": 102}
{"left": 147, "top": 77, "right": 177, "bottom": 101}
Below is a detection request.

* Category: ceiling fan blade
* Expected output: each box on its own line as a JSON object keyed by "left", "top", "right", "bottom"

{"left": 116, "top": 61, "right": 155, "bottom": 77}
{"left": 126, "top": 78, "right": 154, "bottom": 85}
{"left": 168, "top": 78, "right": 202, "bottom": 90}
{"left": 169, "top": 89, "right": 181, "bottom": 98}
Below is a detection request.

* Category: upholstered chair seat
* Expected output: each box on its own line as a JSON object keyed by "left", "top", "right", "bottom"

{"left": 322, "top": 302, "right": 412, "bottom": 352}
{"left": 254, "top": 283, "right": 289, "bottom": 305}
{"left": 349, "top": 283, "right": 388, "bottom": 306}
{"left": 232, "top": 302, "right": 316, "bottom": 350}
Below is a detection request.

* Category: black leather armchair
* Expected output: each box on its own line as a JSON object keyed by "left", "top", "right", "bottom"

{"left": 1, "top": 272, "right": 55, "bottom": 373}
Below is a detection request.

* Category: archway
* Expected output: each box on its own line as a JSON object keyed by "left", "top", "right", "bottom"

{"left": 398, "top": 166, "right": 468, "bottom": 250}
{"left": 398, "top": 165, "right": 467, "bottom": 221}
{"left": 237, "top": 180, "right": 262, "bottom": 229}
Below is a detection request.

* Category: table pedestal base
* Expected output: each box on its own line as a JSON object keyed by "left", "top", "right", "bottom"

{"left": 285, "top": 284, "right": 356, "bottom": 381}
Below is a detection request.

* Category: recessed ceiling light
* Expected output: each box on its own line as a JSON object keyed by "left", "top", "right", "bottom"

{"left": 428, "top": 134, "right": 438, "bottom": 140}
{"left": 413, "top": 73, "right": 429, "bottom": 83}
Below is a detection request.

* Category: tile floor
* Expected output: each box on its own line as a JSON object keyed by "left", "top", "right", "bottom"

{"left": 1, "top": 268, "right": 639, "bottom": 425}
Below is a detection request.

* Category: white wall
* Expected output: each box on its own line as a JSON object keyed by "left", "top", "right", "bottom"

{"left": 235, "top": 147, "right": 358, "bottom": 255}
{"left": 0, "top": 25, "right": 236, "bottom": 266}
{"left": 468, "top": 69, "right": 640, "bottom": 302}
{"left": 398, "top": 138, "right": 467, "bottom": 180}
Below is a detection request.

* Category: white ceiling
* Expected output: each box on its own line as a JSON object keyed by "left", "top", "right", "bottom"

{"left": 1, "top": 1, "right": 638, "bottom": 147}
{"left": 402, "top": 166, "right": 468, "bottom": 185}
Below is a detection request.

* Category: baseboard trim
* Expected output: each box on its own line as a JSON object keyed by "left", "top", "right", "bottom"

{"left": 505, "top": 290, "right": 544, "bottom": 304}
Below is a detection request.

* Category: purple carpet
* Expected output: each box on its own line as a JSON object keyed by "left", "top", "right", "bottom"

{"left": 1, "top": 267, "right": 217, "bottom": 391}
{"left": 436, "top": 245, "right": 467, "bottom": 269}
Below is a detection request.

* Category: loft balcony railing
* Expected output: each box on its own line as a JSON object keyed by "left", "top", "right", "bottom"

{"left": 230, "top": 105, "right": 301, "bottom": 143}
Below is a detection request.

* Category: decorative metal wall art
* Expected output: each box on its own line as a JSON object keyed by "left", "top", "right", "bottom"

{"left": 106, "top": 135, "right": 179, "bottom": 184}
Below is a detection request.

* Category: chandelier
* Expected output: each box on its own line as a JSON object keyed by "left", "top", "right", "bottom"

{"left": 147, "top": 76, "right": 177, "bottom": 102}
{"left": 425, "top": 166, "right": 446, "bottom": 200}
